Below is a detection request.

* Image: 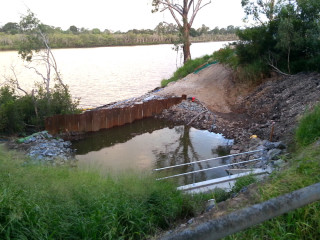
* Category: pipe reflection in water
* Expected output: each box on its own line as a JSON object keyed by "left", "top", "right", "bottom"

{"left": 72, "top": 118, "right": 233, "bottom": 185}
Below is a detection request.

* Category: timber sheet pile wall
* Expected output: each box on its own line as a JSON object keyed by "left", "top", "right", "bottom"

{"left": 45, "top": 96, "right": 185, "bottom": 135}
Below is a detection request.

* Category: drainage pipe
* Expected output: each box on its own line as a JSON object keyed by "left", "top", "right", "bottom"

{"left": 159, "top": 182, "right": 320, "bottom": 240}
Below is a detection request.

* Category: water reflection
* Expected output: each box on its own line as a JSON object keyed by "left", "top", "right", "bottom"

{"left": 72, "top": 118, "right": 233, "bottom": 185}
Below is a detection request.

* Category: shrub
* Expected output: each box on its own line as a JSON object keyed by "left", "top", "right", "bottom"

{"left": 212, "top": 46, "right": 238, "bottom": 69}
{"left": 0, "top": 86, "right": 24, "bottom": 133}
{"left": 0, "top": 83, "right": 79, "bottom": 134}
{"left": 235, "top": 59, "right": 269, "bottom": 84}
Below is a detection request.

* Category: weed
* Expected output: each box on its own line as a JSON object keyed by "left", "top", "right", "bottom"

{"left": 231, "top": 174, "right": 257, "bottom": 194}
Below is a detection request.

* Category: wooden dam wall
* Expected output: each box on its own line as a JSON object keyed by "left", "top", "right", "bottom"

{"left": 45, "top": 95, "right": 186, "bottom": 135}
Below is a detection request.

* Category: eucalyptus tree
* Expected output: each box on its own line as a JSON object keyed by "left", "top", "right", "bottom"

{"left": 152, "top": 0, "right": 211, "bottom": 63}
{"left": 19, "top": 10, "right": 66, "bottom": 99}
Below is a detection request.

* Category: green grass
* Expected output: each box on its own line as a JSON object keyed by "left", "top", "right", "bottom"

{"left": 225, "top": 145, "right": 320, "bottom": 239}
{"left": 0, "top": 145, "right": 208, "bottom": 240}
{"left": 161, "top": 54, "right": 212, "bottom": 87}
{"left": 296, "top": 103, "right": 320, "bottom": 147}
{"left": 161, "top": 45, "right": 268, "bottom": 88}
{"left": 230, "top": 174, "right": 257, "bottom": 194}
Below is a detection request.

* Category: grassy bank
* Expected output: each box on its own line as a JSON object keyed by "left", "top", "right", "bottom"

{"left": 0, "top": 146, "right": 209, "bottom": 239}
{"left": 226, "top": 104, "right": 320, "bottom": 240}
{"left": 161, "top": 54, "right": 214, "bottom": 87}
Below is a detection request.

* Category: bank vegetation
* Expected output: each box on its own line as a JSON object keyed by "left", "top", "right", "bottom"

{"left": 0, "top": 21, "right": 238, "bottom": 50}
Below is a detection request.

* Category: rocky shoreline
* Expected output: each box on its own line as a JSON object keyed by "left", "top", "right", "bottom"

{"left": 7, "top": 131, "right": 76, "bottom": 165}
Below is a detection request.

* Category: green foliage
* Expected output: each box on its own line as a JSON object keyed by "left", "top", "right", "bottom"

{"left": 212, "top": 46, "right": 238, "bottom": 69}
{"left": 0, "top": 86, "right": 24, "bottom": 133}
{"left": 212, "top": 188, "right": 231, "bottom": 202}
{"left": 235, "top": 59, "right": 269, "bottom": 84}
{"left": 0, "top": 146, "right": 205, "bottom": 239}
{"left": 295, "top": 103, "right": 320, "bottom": 147}
{"left": 69, "top": 25, "right": 79, "bottom": 34}
{"left": 0, "top": 16, "right": 238, "bottom": 50}
{"left": 231, "top": 174, "right": 257, "bottom": 194}
{"left": 0, "top": 84, "right": 79, "bottom": 134}
{"left": 0, "top": 22, "right": 20, "bottom": 34}
{"left": 236, "top": 0, "right": 320, "bottom": 75}
{"left": 161, "top": 54, "right": 211, "bottom": 87}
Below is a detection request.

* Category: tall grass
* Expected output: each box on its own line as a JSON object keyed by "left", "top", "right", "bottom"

{"left": 296, "top": 103, "right": 320, "bottom": 147}
{"left": 0, "top": 145, "right": 207, "bottom": 239}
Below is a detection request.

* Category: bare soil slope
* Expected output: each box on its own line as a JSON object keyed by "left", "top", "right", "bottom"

{"left": 155, "top": 64, "right": 320, "bottom": 144}
{"left": 156, "top": 64, "right": 249, "bottom": 113}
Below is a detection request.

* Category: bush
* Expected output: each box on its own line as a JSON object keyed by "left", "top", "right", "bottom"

{"left": 295, "top": 103, "right": 320, "bottom": 146}
{"left": 212, "top": 46, "right": 238, "bottom": 69}
{"left": 0, "top": 86, "right": 24, "bottom": 133}
{"left": 0, "top": 83, "right": 79, "bottom": 134}
{"left": 235, "top": 60, "right": 269, "bottom": 84}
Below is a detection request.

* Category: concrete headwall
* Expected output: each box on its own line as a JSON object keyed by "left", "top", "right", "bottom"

{"left": 45, "top": 95, "right": 186, "bottom": 135}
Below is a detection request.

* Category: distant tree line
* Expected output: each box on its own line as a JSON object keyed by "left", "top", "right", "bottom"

{"left": 0, "top": 21, "right": 238, "bottom": 50}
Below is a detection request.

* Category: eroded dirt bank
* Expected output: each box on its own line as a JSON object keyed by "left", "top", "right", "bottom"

{"left": 155, "top": 64, "right": 320, "bottom": 147}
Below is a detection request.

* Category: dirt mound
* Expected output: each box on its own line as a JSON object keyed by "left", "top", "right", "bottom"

{"left": 242, "top": 73, "right": 320, "bottom": 142}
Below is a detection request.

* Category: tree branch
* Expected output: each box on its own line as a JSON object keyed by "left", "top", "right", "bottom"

{"left": 25, "top": 65, "right": 48, "bottom": 84}
{"left": 2, "top": 65, "right": 29, "bottom": 95}
{"left": 267, "top": 51, "right": 292, "bottom": 76}
{"left": 187, "top": 0, "right": 195, "bottom": 12}
{"left": 163, "top": 0, "right": 183, "bottom": 28}
{"left": 10, "top": 66, "right": 28, "bottom": 95}
{"left": 158, "top": 0, "right": 183, "bottom": 15}
{"left": 189, "top": 0, "right": 211, "bottom": 26}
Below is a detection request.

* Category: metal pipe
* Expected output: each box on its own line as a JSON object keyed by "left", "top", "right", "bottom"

{"left": 153, "top": 149, "right": 263, "bottom": 171}
{"left": 159, "top": 182, "right": 320, "bottom": 240}
{"left": 157, "top": 158, "right": 262, "bottom": 180}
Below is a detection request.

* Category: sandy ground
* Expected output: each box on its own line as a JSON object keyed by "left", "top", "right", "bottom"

{"left": 155, "top": 63, "right": 248, "bottom": 113}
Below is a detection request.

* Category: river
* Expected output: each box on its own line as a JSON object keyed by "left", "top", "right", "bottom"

{"left": 0, "top": 41, "right": 229, "bottom": 108}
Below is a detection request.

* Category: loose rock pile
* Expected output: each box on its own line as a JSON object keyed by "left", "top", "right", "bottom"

{"left": 95, "top": 89, "right": 166, "bottom": 110}
{"left": 230, "top": 137, "right": 287, "bottom": 170}
{"left": 12, "top": 131, "right": 75, "bottom": 164}
{"left": 156, "top": 99, "right": 216, "bottom": 130}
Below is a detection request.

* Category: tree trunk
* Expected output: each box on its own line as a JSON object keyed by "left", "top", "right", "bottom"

{"left": 287, "top": 46, "right": 291, "bottom": 74}
{"left": 182, "top": 4, "right": 191, "bottom": 63}
{"left": 182, "top": 24, "right": 191, "bottom": 63}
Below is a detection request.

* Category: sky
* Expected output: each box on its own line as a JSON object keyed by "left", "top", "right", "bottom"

{"left": 0, "top": 0, "right": 246, "bottom": 32}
